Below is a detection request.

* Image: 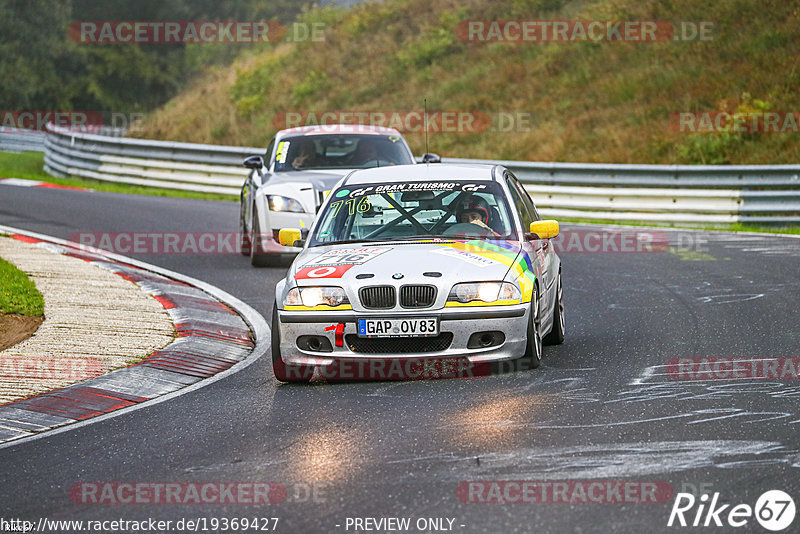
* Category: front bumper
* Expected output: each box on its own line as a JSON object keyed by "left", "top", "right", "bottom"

{"left": 276, "top": 304, "right": 530, "bottom": 367}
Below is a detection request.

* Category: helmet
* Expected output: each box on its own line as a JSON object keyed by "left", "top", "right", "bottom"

{"left": 456, "top": 195, "right": 490, "bottom": 223}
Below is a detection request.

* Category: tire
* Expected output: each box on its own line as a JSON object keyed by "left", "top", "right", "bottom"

{"left": 521, "top": 285, "right": 543, "bottom": 369}
{"left": 271, "top": 302, "right": 312, "bottom": 383}
{"left": 250, "top": 214, "right": 273, "bottom": 267}
{"left": 240, "top": 210, "right": 251, "bottom": 256}
{"left": 543, "top": 271, "right": 565, "bottom": 346}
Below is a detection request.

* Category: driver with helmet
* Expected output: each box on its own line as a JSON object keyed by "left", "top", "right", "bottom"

{"left": 451, "top": 195, "right": 501, "bottom": 237}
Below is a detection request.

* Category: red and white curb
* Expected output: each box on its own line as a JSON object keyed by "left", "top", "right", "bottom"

{"left": 0, "top": 225, "right": 268, "bottom": 448}
{"left": 0, "top": 178, "right": 87, "bottom": 191}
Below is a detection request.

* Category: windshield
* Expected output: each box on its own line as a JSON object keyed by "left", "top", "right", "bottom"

{"left": 273, "top": 134, "right": 413, "bottom": 172}
{"left": 309, "top": 181, "right": 517, "bottom": 246}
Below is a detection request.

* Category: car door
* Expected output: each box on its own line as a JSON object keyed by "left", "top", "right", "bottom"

{"left": 505, "top": 171, "right": 555, "bottom": 311}
{"left": 514, "top": 171, "right": 557, "bottom": 299}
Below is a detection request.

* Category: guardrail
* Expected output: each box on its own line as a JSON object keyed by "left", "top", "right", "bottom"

{"left": 441, "top": 157, "right": 800, "bottom": 224}
{"left": 40, "top": 123, "right": 800, "bottom": 223}
{"left": 0, "top": 128, "right": 46, "bottom": 153}
{"left": 44, "top": 124, "right": 260, "bottom": 195}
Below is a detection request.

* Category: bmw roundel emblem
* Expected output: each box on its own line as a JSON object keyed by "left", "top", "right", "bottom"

{"left": 392, "top": 273, "right": 404, "bottom": 280}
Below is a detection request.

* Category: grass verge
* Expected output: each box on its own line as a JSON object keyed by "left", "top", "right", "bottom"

{"left": 137, "top": 0, "right": 800, "bottom": 166}
{"left": 0, "top": 152, "right": 237, "bottom": 202}
{"left": 0, "top": 255, "right": 44, "bottom": 316}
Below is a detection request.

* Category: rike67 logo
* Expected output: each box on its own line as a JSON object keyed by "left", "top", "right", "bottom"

{"left": 668, "top": 490, "right": 795, "bottom": 531}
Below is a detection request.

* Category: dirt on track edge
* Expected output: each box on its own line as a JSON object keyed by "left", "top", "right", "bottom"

{"left": 0, "top": 313, "right": 43, "bottom": 351}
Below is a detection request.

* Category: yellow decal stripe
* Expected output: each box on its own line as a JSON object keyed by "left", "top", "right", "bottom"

{"left": 437, "top": 241, "right": 536, "bottom": 302}
{"left": 444, "top": 299, "right": 521, "bottom": 308}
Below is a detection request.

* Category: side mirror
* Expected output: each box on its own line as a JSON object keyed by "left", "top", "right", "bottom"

{"left": 278, "top": 228, "right": 305, "bottom": 248}
{"left": 529, "top": 220, "right": 559, "bottom": 239}
{"left": 421, "top": 153, "right": 441, "bottom": 164}
{"left": 243, "top": 155, "right": 265, "bottom": 169}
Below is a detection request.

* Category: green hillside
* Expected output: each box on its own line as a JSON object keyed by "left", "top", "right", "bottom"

{"left": 136, "top": 0, "right": 800, "bottom": 164}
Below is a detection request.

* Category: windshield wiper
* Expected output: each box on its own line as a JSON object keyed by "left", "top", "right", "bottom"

{"left": 391, "top": 235, "right": 440, "bottom": 240}
{"left": 310, "top": 238, "right": 387, "bottom": 247}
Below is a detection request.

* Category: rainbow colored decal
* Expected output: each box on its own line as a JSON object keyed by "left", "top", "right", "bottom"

{"left": 438, "top": 240, "right": 536, "bottom": 302}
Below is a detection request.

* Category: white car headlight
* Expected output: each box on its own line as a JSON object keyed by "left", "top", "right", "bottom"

{"left": 285, "top": 288, "right": 303, "bottom": 306}
{"left": 285, "top": 287, "right": 349, "bottom": 307}
{"left": 448, "top": 282, "right": 521, "bottom": 304}
{"left": 267, "top": 195, "right": 305, "bottom": 213}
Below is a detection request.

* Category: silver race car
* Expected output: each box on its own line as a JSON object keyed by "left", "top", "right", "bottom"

{"left": 240, "top": 125, "right": 418, "bottom": 266}
{"left": 271, "top": 163, "right": 564, "bottom": 382}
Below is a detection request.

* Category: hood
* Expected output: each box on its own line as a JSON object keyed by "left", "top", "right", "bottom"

{"left": 291, "top": 240, "right": 524, "bottom": 298}
{"left": 261, "top": 170, "right": 351, "bottom": 212}
{"left": 270, "top": 169, "right": 350, "bottom": 191}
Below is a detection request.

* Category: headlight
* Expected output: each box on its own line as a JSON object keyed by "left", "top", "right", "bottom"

{"left": 285, "top": 287, "right": 349, "bottom": 307}
{"left": 448, "top": 282, "right": 521, "bottom": 304}
{"left": 267, "top": 195, "right": 305, "bottom": 213}
{"left": 285, "top": 288, "right": 303, "bottom": 306}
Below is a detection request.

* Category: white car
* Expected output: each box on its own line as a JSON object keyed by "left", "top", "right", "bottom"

{"left": 271, "top": 163, "right": 564, "bottom": 382}
{"left": 240, "top": 125, "right": 420, "bottom": 266}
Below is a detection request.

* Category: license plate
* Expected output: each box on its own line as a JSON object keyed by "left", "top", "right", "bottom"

{"left": 358, "top": 317, "right": 438, "bottom": 337}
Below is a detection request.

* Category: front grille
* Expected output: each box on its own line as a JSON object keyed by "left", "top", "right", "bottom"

{"left": 400, "top": 285, "right": 437, "bottom": 308}
{"left": 345, "top": 333, "right": 454, "bottom": 354}
{"left": 360, "top": 286, "right": 396, "bottom": 309}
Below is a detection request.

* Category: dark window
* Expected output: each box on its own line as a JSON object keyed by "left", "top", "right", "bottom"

{"left": 264, "top": 138, "right": 275, "bottom": 166}
{"left": 506, "top": 175, "right": 534, "bottom": 233}
{"left": 508, "top": 171, "right": 541, "bottom": 221}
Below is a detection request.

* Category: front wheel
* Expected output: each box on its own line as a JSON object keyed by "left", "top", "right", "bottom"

{"left": 271, "top": 302, "right": 312, "bottom": 383}
{"left": 543, "top": 271, "right": 565, "bottom": 346}
{"left": 521, "top": 287, "right": 543, "bottom": 369}
{"left": 239, "top": 209, "right": 251, "bottom": 256}
{"left": 251, "top": 214, "right": 274, "bottom": 267}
